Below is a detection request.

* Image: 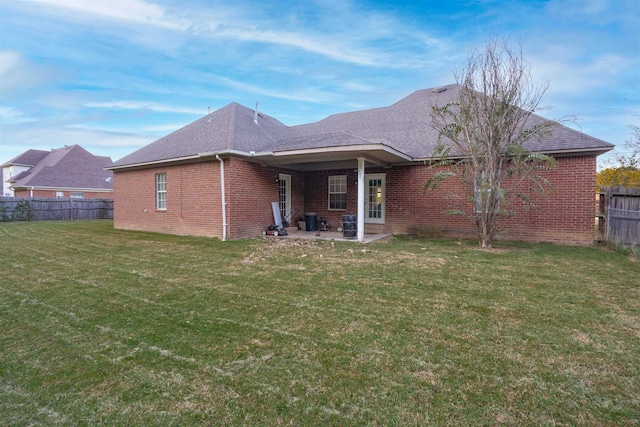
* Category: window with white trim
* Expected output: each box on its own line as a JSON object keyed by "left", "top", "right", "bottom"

{"left": 70, "top": 192, "right": 84, "bottom": 199}
{"left": 56, "top": 191, "right": 64, "bottom": 198}
{"left": 156, "top": 173, "right": 167, "bottom": 210}
{"left": 328, "top": 175, "right": 347, "bottom": 210}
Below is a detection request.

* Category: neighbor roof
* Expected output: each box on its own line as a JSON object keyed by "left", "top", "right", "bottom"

{"left": 110, "top": 84, "right": 614, "bottom": 169}
{"left": 9, "top": 145, "right": 114, "bottom": 190}
{"left": 1, "top": 149, "right": 50, "bottom": 168}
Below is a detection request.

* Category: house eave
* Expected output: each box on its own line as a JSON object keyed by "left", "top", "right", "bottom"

{"left": 107, "top": 149, "right": 273, "bottom": 172}
{"left": 1, "top": 162, "right": 33, "bottom": 168}
{"left": 272, "top": 144, "right": 411, "bottom": 159}
{"left": 106, "top": 154, "right": 204, "bottom": 171}
{"left": 413, "top": 146, "right": 615, "bottom": 162}
{"left": 540, "top": 147, "right": 615, "bottom": 157}
{"left": 256, "top": 144, "right": 413, "bottom": 170}
{"left": 10, "top": 185, "right": 113, "bottom": 192}
{"left": 107, "top": 145, "right": 413, "bottom": 172}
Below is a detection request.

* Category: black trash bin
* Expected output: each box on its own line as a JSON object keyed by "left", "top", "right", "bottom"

{"left": 305, "top": 213, "right": 317, "bottom": 231}
{"left": 342, "top": 214, "right": 357, "bottom": 239}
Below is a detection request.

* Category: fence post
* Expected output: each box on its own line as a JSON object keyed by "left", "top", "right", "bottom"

{"left": 604, "top": 187, "right": 611, "bottom": 242}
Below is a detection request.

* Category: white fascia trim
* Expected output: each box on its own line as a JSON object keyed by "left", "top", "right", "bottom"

{"left": 11, "top": 186, "right": 113, "bottom": 192}
{"left": 1, "top": 162, "right": 33, "bottom": 168}
{"left": 107, "top": 150, "right": 275, "bottom": 171}
{"left": 272, "top": 144, "right": 413, "bottom": 161}
{"left": 413, "top": 146, "right": 614, "bottom": 162}
{"left": 198, "top": 149, "right": 273, "bottom": 158}
{"left": 106, "top": 154, "right": 202, "bottom": 170}
{"left": 107, "top": 145, "right": 418, "bottom": 170}
{"left": 538, "top": 147, "right": 615, "bottom": 156}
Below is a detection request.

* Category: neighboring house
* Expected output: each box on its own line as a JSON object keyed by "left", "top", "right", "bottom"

{"left": 1, "top": 149, "right": 49, "bottom": 196}
{"left": 2, "top": 145, "right": 114, "bottom": 199}
{"left": 107, "top": 85, "right": 613, "bottom": 245}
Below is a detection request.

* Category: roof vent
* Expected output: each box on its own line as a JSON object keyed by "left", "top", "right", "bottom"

{"left": 432, "top": 86, "right": 447, "bottom": 93}
{"left": 254, "top": 102, "right": 259, "bottom": 125}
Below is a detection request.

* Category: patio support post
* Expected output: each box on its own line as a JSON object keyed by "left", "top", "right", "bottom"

{"left": 357, "top": 157, "right": 365, "bottom": 242}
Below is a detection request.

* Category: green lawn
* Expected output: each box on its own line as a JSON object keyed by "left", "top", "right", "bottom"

{"left": 1, "top": 220, "right": 638, "bottom": 426}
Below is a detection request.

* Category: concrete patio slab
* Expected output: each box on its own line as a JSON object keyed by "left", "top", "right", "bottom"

{"left": 278, "top": 228, "right": 392, "bottom": 243}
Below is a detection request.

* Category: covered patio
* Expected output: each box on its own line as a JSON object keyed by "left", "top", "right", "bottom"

{"left": 253, "top": 144, "right": 411, "bottom": 243}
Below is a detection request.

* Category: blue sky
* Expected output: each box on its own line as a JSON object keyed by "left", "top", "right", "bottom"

{"left": 1, "top": 0, "right": 638, "bottom": 166}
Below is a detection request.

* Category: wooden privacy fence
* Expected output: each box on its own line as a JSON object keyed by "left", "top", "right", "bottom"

{"left": 0, "top": 197, "right": 113, "bottom": 221}
{"left": 597, "top": 187, "right": 640, "bottom": 248}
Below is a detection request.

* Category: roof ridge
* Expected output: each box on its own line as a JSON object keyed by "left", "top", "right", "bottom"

{"left": 226, "top": 102, "right": 239, "bottom": 150}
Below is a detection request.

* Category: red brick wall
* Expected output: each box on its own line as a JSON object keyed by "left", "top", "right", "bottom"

{"left": 114, "top": 155, "right": 597, "bottom": 245}
{"left": 302, "top": 169, "right": 360, "bottom": 229}
{"left": 301, "top": 155, "right": 598, "bottom": 245}
{"left": 13, "top": 189, "right": 113, "bottom": 199}
{"left": 113, "top": 158, "right": 305, "bottom": 240}
{"left": 227, "top": 158, "right": 305, "bottom": 238}
{"left": 113, "top": 161, "right": 221, "bottom": 238}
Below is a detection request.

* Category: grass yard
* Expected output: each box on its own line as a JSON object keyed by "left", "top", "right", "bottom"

{"left": 0, "top": 220, "right": 638, "bottom": 426}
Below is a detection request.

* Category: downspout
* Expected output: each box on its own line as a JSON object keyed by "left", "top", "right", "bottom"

{"left": 215, "top": 155, "right": 227, "bottom": 241}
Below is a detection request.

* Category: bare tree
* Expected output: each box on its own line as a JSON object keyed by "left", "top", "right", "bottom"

{"left": 597, "top": 123, "right": 640, "bottom": 189}
{"left": 614, "top": 123, "right": 640, "bottom": 169}
{"left": 427, "top": 37, "right": 559, "bottom": 248}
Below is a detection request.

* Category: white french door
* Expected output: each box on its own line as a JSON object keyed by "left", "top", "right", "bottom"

{"left": 278, "top": 173, "right": 291, "bottom": 224}
{"left": 365, "top": 173, "right": 385, "bottom": 224}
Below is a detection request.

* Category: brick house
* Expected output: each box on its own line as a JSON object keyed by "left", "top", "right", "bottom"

{"left": 107, "top": 85, "right": 613, "bottom": 244}
{"left": 3, "top": 145, "right": 114, "bottom": 199}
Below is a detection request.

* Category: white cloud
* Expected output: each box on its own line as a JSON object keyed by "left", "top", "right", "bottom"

{"left": 0, "top": 106, "right": 36, "bottom": 124}
{"left": 11, "top": 0, "right": 442, "bottom": 69}
{"left": 85, "top": 101, "right": 204, "bottom": 115}
{"left": 191, "top": 1, "right": 442, "bottom": 69}
{"left": 214, "top": 26, "right": 383, "bottom": 67}
{"left": 207, "top": 74, "right": 337, "bottom": 104}
{"left": 0, "top": 50, "right": 24, "bottom": 76}
{"left": 24, "top": 0, "right": 190, "bottom": 30}
{"left": 0, "top": 50, "right": 64, "bottom": 96}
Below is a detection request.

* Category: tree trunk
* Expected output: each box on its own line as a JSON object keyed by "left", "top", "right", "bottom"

{"left": 477, "top": 214, "right": 493, "bottom": 248}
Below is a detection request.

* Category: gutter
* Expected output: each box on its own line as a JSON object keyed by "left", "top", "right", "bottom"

{"left": 413, "top": 146, "right": 615, "bottom": 163}
{"left": 106, "top": 150, "right": 274, "bottom": 171}
{"left": 105, "top": 154, "right": 203, "bottom": 171}
{"left": 12, "top": 186, "right": 113, "bottom": 192}
{"left": 215, "top": 155, "right": 227, "bottom": 241}
{"left": 271, "top": 144, "right": 412, "bottom": 161}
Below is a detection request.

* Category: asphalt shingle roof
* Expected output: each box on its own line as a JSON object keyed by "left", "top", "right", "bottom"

{"left": 112, "top": 103, "right": 289, "bottom": 167}
{"left": 111, "top": 84, "right": 613, "bottom": 168}
{"left": 2, "top": 149, "right": 50, "bottom": 167}
{"left": 9, "top": 145, "right": 114, "bottom": 190}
